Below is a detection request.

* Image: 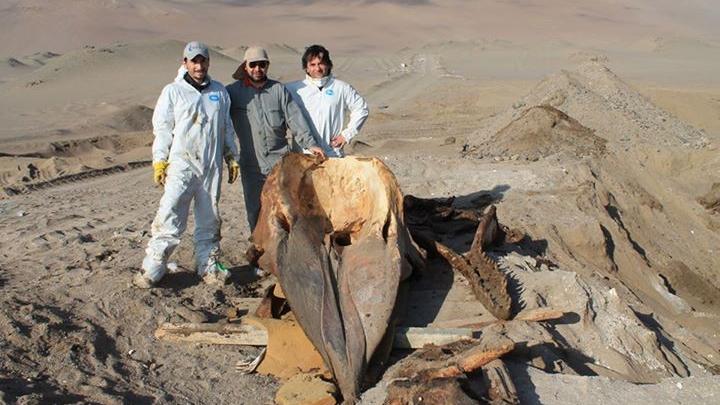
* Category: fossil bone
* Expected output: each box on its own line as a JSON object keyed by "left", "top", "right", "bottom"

{"left": 249, "top": 153, "right": 422, "bottom": 402}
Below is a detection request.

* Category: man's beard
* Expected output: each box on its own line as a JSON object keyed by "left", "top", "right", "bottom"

{"left": 249, "top": 73, "right": 267, "bottom": 83}
{"left": 191, "top": 72, "right": 207, "bottom": 82}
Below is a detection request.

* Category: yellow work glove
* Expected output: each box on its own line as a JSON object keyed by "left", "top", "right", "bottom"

{"left": 227, "top": 160, "right": 240, "bottom": 184}
{"left": 153, "top": 161, "right": 169, "bottom": 186}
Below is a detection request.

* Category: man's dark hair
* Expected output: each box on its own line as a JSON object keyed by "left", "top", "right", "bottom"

{"left": 302, "top": 45, "right": 333, "bottom": 75}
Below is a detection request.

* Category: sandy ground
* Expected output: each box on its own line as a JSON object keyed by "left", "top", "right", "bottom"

{"left": 1, "top": 1, "right": 720, "bottom": 403}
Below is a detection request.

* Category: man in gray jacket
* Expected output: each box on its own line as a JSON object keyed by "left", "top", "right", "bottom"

{"left": 227, "top": 47, "right": 325, "bottom": 231}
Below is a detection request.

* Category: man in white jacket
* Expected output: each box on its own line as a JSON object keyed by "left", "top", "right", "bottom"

{"left": 286, "top": 45, "right": 369, "bottom": 157}
{"left": 134, "top": 41, "right": 240, "bottom": 288}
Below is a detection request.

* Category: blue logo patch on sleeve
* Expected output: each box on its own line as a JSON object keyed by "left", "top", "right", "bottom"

{"left": 209, "top": 94, "right": 220, "bottom": 102}
{"left": 325, "top": 89, "right": 334, "bottom": 96}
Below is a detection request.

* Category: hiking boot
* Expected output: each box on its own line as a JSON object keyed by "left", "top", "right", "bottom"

{"left": 132, "top": 272, "right": 155, "bottom": 289}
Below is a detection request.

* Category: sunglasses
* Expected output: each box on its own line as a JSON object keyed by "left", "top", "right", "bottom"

{"left": 248, "top": 61, "right": 268, "bottom": 69}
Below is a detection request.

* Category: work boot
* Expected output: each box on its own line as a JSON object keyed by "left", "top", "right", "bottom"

{"left": 132, "top": 272, "right": 155, "bottom": 289}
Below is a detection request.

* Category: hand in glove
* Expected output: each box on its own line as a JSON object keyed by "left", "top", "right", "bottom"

{"left": 227, "top": 160, "right": 240, "bottom": 184}
{"left": 153, "top": 161, "right": 169, "bottom": 186}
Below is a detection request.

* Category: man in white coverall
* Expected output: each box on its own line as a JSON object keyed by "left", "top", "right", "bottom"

{"left": 286, "top": 44, "right": 369, "bottom": 157}
{"left": 133, "top": 41, "right": 241, "bottom": 288}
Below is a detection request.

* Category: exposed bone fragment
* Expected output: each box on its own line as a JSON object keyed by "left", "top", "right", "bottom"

{"left": 404, "top": 198, "right": 514, "bottom": 320}
{"left": 383, "top": 338, "right": 515, "bottom": 404}
{"left": 385, "top": 377, "right": 477, "bottom": 405}
{"left": 433, "top": 239, "right": 512, "bottom": 320}
{"left": 387, "top": 338, "right": 515, "bottom": 381}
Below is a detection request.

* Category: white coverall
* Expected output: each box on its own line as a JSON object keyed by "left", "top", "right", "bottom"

{"left": 141, "top": 69, "right": 239, "bottom": 282}
{"left": 286, "top": 75, "right": 368, "bottom": 157}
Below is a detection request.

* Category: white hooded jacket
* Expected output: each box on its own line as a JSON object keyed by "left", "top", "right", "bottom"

{"left": 286, "top": 75, "right": 368, "bottom": 157}
{"left": 152, "top": 67, "right": 239, "bottom": 174}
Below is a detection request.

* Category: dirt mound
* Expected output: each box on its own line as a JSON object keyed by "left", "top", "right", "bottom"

{"left": 99, "top": 105, "right": 154, "bottom": 132}
{"left": 470, "top": 105, "right": 606, "bottom": 161}
{"left": 0, "top": 157, "right": 88, "bottom": 188}
{"left": 469, "top": 61, "right": 708, "bottom": 150}
{"left": 40, "top": 133, "right": 149, "bottom": 160}
{"left": 500, "top": 255, "right": 696, "bottom": 382}
{"left": 0, "top": 133, "right": 151, "bottom": 190}
{"left": 450, "top": 63, "right": 720, "bottom": 401}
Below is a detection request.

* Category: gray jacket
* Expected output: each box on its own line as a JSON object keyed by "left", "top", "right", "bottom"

{"left": 226, "top": 79, "right": 317, "bottom": 174}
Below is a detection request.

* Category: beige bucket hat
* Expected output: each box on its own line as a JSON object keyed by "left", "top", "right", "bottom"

{"left": 243, "top": 46, "right": 269, "bottom": 63}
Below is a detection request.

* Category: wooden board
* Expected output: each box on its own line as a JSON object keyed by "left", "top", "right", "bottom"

{"left": 155, "top": 322, "right": 475, "bottom": 349}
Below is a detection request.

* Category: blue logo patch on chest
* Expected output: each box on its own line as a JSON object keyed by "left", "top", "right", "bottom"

{"left": 209, "top": 94, "right": 220, "bottom": 102}
{"left": 325, "top": 88, "right": 334, "bottom": 96}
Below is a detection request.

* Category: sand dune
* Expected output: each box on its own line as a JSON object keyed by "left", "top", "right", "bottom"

{"left": 2, "top": 0, "right": 720, "bottom": 56}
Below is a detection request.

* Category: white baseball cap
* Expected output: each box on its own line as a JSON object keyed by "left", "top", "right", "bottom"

{"left": 183, "top": 41, "right": 209, "bottom": 60}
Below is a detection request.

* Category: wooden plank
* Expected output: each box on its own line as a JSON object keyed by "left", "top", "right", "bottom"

{"left": 154, "top": 322, "right": 268, "bottom": 346}
{"left": 514, "top": 308, "right": 564, "bottom": 322}
{"left": 393, "top": 327, "right": 474, "bottom": 349}
{"left": 155, "top": 322, "right": 475, "bottom": 349}
{"left": 455, "top": 308, "right": 566, "bottom": 329}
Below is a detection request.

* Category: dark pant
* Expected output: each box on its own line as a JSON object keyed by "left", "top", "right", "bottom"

{"left": 240, "top": 170, "right": 267, "bottom": 232}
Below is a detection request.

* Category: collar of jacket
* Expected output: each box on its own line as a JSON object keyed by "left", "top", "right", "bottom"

{"left": 183, "top": 72, "right": 211, "bottom": 92}
{"left": 305, "top": 74, "right": 333, "bottom": 90}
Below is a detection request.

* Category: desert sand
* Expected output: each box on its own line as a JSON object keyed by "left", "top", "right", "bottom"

{"left": 1, "top": 0, "right": 719, "bottom": 403}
